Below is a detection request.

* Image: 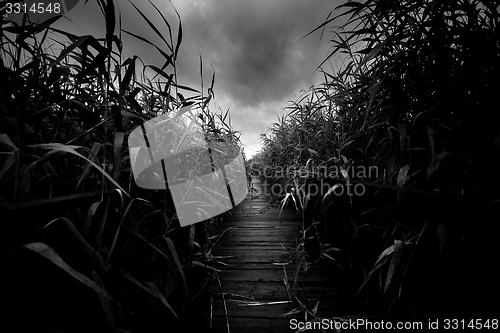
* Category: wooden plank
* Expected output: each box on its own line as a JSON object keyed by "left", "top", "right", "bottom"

{"left": 209, "top": 259, "right": 290, "bottom": 265}
{"left": 216, "top": 239, "right": 301, "bottom": 246}
{"left": 236, "top": 201, "right": 274, "bottom": 205}
{"left": 214, "top": 231, "right": 296, "bottom": 238}
{"left": 215, "top": 270, "right": 338, "bottom": 283}
{"left": 197, "top": 300, "right": 298, "bottom": 319}
{"left": 229, "top": 207, "right": 298, "bottom": 213}
{"left": 219, "top": 223, "right": 301, "bottom": 231}
{"left": 214, "top": 229, "right": 301, "bottom": 237}
{"left": 209, "top": 262, "right": 294, "bottom": 270}
{"left": 216, "top": 222, "right": 298, "bottom": 227}
{"left": 208, "top": 261, "right": 344, "bottom": 276}
{"left": 229, "top": 210, "right": 299, "bottom": 215}
{"left": 212, "top": 245, "right": 297, "bottom": 251}
{"left": 231, "top": 206, "right": 296, "bottom": 211}
{"left": 209, "top": 257, "right": 290, "bottom": 265}
{"left": 230, "top": 207, "right": 294, "bottom": 212}
{"left": 215, "top": 241, "right": 300, "bottom": 247}
{"left": 214, "top": 239, "right": 301, "bottom": 245}
{"left": 233, "top": 204, "right": 276, "bottom": 209}
{"left": 211, "top": 248, "right": 291, "bottom": 255}
{"left": 214, "top": 228, "right": 301, "bottom": 235}
{"left": 199, "top": 299, "right": 351, "bottom": 318}
{"left": 225, "top": 214, "right": 300, "bottom": 219}
{"left": 206, "top": 281, "right": 349, "bottom": 300}
{"left": 177, "top": 178, "right": 354, "bottom": 333}
{"left": 212, "top": 264, "right": 335, "bottom": 277}
{"left": 182, "top": 316, "right": 299, "bottom": 333}
{"left": 209, "top": 247, "right": 332, "bottom": 258}
{"left": 226, "top": 215, "right": 300, "bottom": 220}
{"left": 216, "top": 235, "right": 301, "bottom": 241}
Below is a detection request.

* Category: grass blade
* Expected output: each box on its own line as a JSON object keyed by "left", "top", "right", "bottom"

{"left": 146, "top": 282, "right": 179, "bottom": 320}
{"left": 119, "top": 269, "right": 179, "bottom": 320}
{"left": 113, "top": 132, "right": 125, "bottom": 180}
{"left": 0, "top": 153, "right": 15, "bottom": 182}
{"left": 173, "top": 7, "right": 182, "bottom": 61}
{"left": 92, "top": 271, "right": 116, "bottom": 328}
{"left": 120, "top": 56, "right": 137, "bottom": 95}
{"left": 28, "top": 143, "right": 130, "bottom": 198}
{"left": 192, "top": 260, "right": 222, "bottom": 272}
{"left": 165, "top": 237, "right": 188, "bottom": 296}
{"left": 0, "top": 133, "right": 17, "bottom": 150}
{"left": 120, "top": 28, "right": 174, "bottom": 64}
{"left": 76, "top": 142, "right": 102, "bottom": 191}
{"left": 118, "top": 268, "right": 152, "bottom": 294}
{"left": 146, "top": 0, "right": 175, "bottom": 53}
{"left": 383, "top": 240, "right": 404, "bottom": 297}
{"left": 23, "top": 242, "right": 113, "bottom": 300}
{"left": 128, "top": 0, "right": 172, "bottom": 52}
{"left": 103, "top": 0, "right": 116, "bottom": 50}
{"left": 44, "top": 217, "right": 105, "bottom": 271}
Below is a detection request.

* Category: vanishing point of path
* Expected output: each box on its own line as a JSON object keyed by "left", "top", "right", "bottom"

{"left": 179, "top": 178, "right": 354, "bottom": 332}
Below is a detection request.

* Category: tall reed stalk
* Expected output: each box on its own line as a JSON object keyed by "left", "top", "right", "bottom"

{"left": 1, "top": 1, "right": 243, "bottom": 331}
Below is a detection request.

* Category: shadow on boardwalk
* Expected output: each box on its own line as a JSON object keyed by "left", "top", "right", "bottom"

{"left": 175, "top": 178, "right": 355, "bottom": 333}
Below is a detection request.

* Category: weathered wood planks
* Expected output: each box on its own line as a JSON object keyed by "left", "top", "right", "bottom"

{"left": 180, "top": 178, "right": 354, "bottom": 332}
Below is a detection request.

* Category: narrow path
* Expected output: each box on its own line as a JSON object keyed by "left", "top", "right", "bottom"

{"left": 182, "top": 178, "right": 353, "bottom": 332}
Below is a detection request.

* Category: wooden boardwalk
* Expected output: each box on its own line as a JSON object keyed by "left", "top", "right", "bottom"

{"left": 177, "top": 178, "right": 354, "bottom": 332}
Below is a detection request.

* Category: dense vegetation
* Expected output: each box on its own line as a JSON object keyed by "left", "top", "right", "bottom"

{"left": 2, "top": 0, "right": 500, "bottom": 331}
{"left": 1, "top": 1, "right": 245, "bottom": 332}
{"left": 253, "top": 0, "right": 500, "bottom": 323}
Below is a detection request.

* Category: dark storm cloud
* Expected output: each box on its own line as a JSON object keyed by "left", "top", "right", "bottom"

{"left": 59, "top": 0, "right": 345, "bottom": 157}
{"left": 167, "top": 0, "right": 344, "bottom": 157}
{"left": 172, "top": 0, "right": 339, "bottom": 107}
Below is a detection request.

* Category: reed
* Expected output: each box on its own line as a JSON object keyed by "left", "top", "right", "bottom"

{"left": 1, "top": 1, "right": 243, "bottom": 331}
{"left": 257, "top": 0, "right": 500, "bottom": 322}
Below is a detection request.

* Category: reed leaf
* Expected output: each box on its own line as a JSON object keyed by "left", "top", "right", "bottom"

{"left": 165, "top": 236, "right": 188, "bottom": 296}
{"left": 27, "top": 143, "right": 130, "bottom": 197}
{"left": 23, "top": 242, "right": 113, "bottom": 300}
{"left": 44, "top": 217, "right": 105, "bottom": 271}
{"left": 146, "top": 282, "right": 179, "bottom": 320}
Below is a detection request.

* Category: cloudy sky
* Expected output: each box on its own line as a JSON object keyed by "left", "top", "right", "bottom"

{"left": 57, "top": 0, "right": 346, "bottom": 159}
